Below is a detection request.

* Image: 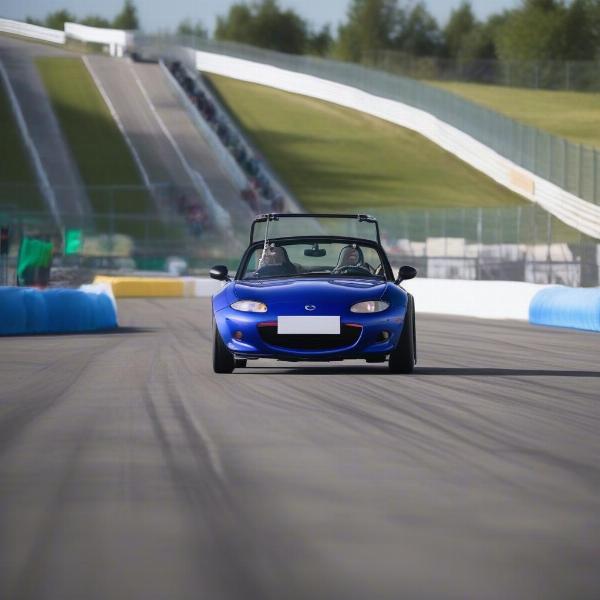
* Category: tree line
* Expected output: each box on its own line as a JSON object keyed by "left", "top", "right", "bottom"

{"left": 27, "top": 0, "right": 139, "bottom": 32}
{"left": 27, "top": 0, "right": 600, "bottom": 62}
{"left": 215, "top": 0, "right": 600, "bottom": 63}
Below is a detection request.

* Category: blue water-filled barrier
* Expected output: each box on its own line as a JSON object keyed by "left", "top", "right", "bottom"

{"left": 529, "top": 286, "right": 600, "bottom": 332}
{"left": 0, "top": 287, "right": 117, "bottom": 335}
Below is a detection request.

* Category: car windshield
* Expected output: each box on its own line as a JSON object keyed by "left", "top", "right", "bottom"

{"left": 240, "top": 239, "right": 386, "bottom": 280}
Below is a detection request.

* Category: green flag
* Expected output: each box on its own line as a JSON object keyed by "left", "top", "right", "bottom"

{"left": 17, "top": 238, "right": 53, "bottom": 279}
{"left": 65, "top": 229, "right": 83, "bottom": 255}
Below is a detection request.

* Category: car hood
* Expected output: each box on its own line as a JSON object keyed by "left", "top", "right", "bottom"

{"left": 232, "top": 278, "right": 387, "bottom": 309}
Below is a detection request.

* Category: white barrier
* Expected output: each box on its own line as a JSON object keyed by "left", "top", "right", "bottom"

{"left": 182, "top": 277, "right": 225, "bottom": 297}
{"left": 194, "top": 51, "right": 600, "bottom": 240}
{"left": 64, "top": 22, "right": 133, "bottom": 57}
{"left": 0, "top": 18, "right": 65, "bottom": 44}
{"left": 186, "top": 276, "right": 551, "bottom": 322}
{"left": 0, "top": 19, "right": 132, "bottom": 56}
{"left": 402, "top": 278, "right": 551, "bottom": 321}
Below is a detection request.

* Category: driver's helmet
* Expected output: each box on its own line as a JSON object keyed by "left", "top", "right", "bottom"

{"left": 336, "top": 244, "right": 364, "bottom": 269}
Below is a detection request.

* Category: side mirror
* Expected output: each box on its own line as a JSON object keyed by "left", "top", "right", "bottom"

{"left": 209, "top": 265, "right": 230, "bottom": 281}
{"left": 396, "top": 265, "right": 417, "bottom": 284}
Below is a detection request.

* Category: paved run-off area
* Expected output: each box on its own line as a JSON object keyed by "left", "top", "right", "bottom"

{"left": 0, "top": 299, "right": 598, "bottom": 600}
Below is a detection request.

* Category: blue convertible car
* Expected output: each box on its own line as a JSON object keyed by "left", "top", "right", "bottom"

{"left": 210, "top": 214, "right": 417, "bottom": 373}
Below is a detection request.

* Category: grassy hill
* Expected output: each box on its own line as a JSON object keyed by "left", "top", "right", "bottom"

{"left": 429, "top": 81, "right": 600, "bottom": 150}
{"left": 205, "top": 74, "right": 525, "bottom": 212}
{"left": 35, "top": 57, "right": 168, "bottom": 239}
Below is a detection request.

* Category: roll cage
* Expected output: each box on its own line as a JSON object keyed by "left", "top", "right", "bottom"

{"left": 250, "top": 213, "right": 382, "bottom": 245}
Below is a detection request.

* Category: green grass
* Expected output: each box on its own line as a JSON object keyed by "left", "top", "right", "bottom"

{"left": 206, "top": 74, "right": 525, "bottom": 212}
{"left": 0, "top": 79, "right": 44, "bottom": 212}
{"left": 429, "top": 81, "right": 600, "bottom": 150}
{"left": 35, "top": 56, "right": 174, "bottom": 240}
{"left": 35, "top": 57, "right": 141, "bottom": 188}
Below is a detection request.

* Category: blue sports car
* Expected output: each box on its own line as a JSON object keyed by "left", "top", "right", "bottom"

{"left": 210, "top": 214, "right": 417, "bottom": 373}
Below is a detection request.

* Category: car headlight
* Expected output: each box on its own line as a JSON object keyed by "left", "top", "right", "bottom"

{"left": 231, "top": 300, "right": 268, "bottom": 313}
{"left": 350, "top": 300, "right": 390, "bottom": 314}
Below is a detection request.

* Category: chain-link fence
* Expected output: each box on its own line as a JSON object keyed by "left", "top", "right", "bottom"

{"left": 2, "top": 194, "right": 598, "bottom": 286}
{"left": 367, "top": 205, "right": 599, "bottom": 287}
{"left": 363, "top": 51, "right": 600, "bottom": 92}
{"left": 138, "top": 36, "right": 600, "bottom": 208}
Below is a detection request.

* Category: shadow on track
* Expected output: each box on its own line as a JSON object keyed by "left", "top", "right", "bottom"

{"left": 236, "top": 366, "right": 600, "bottom": 377}
{"left": 0, "top": 326, "right": 155, "bottom": 339}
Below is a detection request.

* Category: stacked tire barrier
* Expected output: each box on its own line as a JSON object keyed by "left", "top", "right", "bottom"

{"left": 0, "top": 287, "right": 117, "bottom": 335}
{"left": 529, "top": 286, "right": 600, "bottom": 332}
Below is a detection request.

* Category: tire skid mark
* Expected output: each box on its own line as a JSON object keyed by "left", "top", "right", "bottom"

{"left": 140, "top": 333, "right": 278, "bottom": 600}
{"left": 0, "top": 340, "right": 116, "bottom": 454}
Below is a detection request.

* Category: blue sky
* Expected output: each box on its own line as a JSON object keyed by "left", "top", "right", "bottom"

{"left": 2, "top": 0, "right": 519, "bottom": 32}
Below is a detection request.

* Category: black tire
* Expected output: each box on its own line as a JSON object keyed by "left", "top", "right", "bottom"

{"left": 389, "top": 295, "right": 416, "bottom": 374}
{"left": 235, "top": 359, "right": 247, "bottom": 368}
{"left": 213, "top": 324, "right": 235, "bottom": 374}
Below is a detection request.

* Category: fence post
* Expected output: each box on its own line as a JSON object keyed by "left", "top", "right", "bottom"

{"left": 578, "top": 144, "right": 583, "bottom": 198}
{"left": 594, "top": 148, "right": 598, "bottom": 205}
{"left": 476, "top": 208, "right": 483, "bottom": 280}
{"left": 546, "top": 211, "right": 553, "bottom": 284}
{"left": 563, "top": 139, "right": 567, "bottom": 189}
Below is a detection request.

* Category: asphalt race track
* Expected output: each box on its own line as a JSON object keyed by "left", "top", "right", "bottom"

{"left": 1, "top": 299, "right": 599, "bottom": 600}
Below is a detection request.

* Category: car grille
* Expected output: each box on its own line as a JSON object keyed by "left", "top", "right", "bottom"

{"left": 258, "top": 323, "right": 362, "bottom": 351}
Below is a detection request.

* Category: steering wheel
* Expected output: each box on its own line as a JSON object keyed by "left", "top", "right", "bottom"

{"left": 331, "top": 265, "right": 372, "bottom": 276}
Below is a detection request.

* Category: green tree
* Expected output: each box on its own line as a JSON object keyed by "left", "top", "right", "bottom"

{"left": 444, "top": 1, "right": 476, "bottom": 58}
{"left": 80, "top": 15, "right": 112, "bottom": 28}
{"left": 112, "top": 0, "right": 139, "bottom": 30}
{"left": 216, "top": 4, "right": 254, "bottom": 44}
{"left": 562, "top": 0, "right": 597, "bottom": 59}
{"left": 586, "top": 0, "right": 600, "bottom": 58}
{"left": 41, "top": 9, "right": 77, "bottom": 31}
{"left": 456, "top": 12, "right": 508, "bottom": 61}
{"left": 395, "top": 2, "right": 441, "bottom": 57}
{"left": 177, "top": 18, "right": 207, "bottom": 39}
{"left": 253, "top": 0, "right": 307, "bottom": 54}
{"left": 335, "top": 0, "right": 399, "bottom": 62}
{"left": 495, "top": 0, "right": 567, "bottom": 61}
{"left": 308, "top": 25, "right": 333, "bottom": 56}
{"left": 216, "top": 1, "right": 308, "bottom": 54}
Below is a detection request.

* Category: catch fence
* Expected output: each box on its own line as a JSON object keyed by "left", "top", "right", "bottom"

{"left": 1, "top": 195, "right": 597, "bottom": 286}
{"left": 363, "top": 51, "right": 600, "bottom": 92}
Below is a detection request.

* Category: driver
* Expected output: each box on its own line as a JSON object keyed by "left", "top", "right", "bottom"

{"left": 260, "top": 246, "right": 287, "bottom": 267}
{"left": 335, "top": 244, "right": 364, "bottom": 270}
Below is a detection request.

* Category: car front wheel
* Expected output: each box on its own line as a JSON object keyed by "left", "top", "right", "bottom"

{"left": 213, "top": 324, "right": 235, "bottom": 374}
{"left": 389, "top": 295, "right": 416, "bottom": 374}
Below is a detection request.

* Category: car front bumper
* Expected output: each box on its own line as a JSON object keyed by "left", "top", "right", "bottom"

{"left": 214, "top": 308, "right": 407, "bottom": 360}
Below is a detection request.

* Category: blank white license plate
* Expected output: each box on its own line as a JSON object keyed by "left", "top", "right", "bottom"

{"left": 277, "top": 316, "right": 340, "bottom": 335}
